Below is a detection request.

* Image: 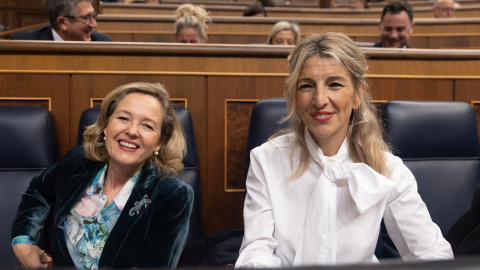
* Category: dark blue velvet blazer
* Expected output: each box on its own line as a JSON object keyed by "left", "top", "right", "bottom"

{"left": 11, "top": 146, "right": 193, "bottom": 268}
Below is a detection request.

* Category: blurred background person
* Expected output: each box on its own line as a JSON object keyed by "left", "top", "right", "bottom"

{"left": 174, "top": 4, "right": 211, "bottom": 43}
{"left": 350, "top": 0, "right": 369, "bottom": 9}
{"left": 375, "top": 1, "right": 414, "bottom": 48}
{"left": 267, "top": 21, "right": 301, "bottom": 46}
{"left": 243, "top": 3, "right": 267, "bottom": 17}
{"left": 432, "top": 0, "right": 456, "bottom": 18}
{"left": 319, "top": 0, "right": 338, "bottom": 8}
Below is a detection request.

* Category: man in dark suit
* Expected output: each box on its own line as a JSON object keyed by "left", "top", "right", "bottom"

{"left": 9, "top": 0, "right": 110, "bottom": 42}
{"left": 374, "top": 1, "right": 414, "bottom": 48}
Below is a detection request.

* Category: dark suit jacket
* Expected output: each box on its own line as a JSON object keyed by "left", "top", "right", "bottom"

{"left": 446, "top": 185, "right": 480, "bottom": 256}
{"left": 11, "top": 146, "right": 193, "bottom": 268}
{"left": 373, "top": 42, "right": 411, "bottom": 48}
{"left": 9, "top": 24, "right": 111, "bottom": 41}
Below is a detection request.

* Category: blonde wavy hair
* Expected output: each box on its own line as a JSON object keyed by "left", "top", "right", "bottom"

{"left": 266, "top": 21, "right": 301, "bottom": 45}
{"left": 174, "top": 4, "right": 211, "bottom": 42}
{"left": 283, "top": 32, "right": 391, "bottom": 178}
{"left": 83, "top": 82, "right": 186, "bottom": 176}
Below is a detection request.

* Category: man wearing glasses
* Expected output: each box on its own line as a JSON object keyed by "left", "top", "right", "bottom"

{"left": 9, "top": 0, "right": 110, "bottom": 42}
{"left": 432, "top": 0, "right": 456, "bottom": 18}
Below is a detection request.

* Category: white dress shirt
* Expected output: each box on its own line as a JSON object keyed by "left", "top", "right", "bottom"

{"left": 235, "top": 131, "right": 453, "bottom": 268}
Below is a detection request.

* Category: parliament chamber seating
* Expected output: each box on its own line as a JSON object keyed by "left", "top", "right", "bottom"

{"left": 382, "top": 101, "right": 480, "bottom": 236}
{"left": 77, "top": 105, "right": 203, "bottom": 244}
{"left": 0, "top": 105, "right": 58, "bottom": 267}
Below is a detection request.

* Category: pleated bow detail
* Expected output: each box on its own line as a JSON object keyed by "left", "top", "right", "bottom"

{"left": 293, "top": 131, "right": 395, "bottom": 266}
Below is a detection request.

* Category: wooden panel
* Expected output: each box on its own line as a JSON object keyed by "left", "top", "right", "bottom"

{"left": 99, "top": 2, "right": 480, "bottom": 19}
{"left": 96, "top": 15, "right": 480, "bottom": 36}
{"left": 454, "top": 79, "right": 480, "bottom": 140}
{"left": 368, "top": 78, "right": 454, "bottom": 101}
{"left": 0, "top": 73, "right": 71, "bottom": 156}
{"left": 0, "top": 97, "right": 50, "bottom": 110}
{"left": 105, "top": 31, "right": 480, "bottom": 49}
{"left": 225, "top": 100, "right": 257, "bottom": 191}
{"left": 206, "top": 76, "right": 285, "bottom": 234}
{"left": 0, "top": 0, "right": 46, "bottom": 29}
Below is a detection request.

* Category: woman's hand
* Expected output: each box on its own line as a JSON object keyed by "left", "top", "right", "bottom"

{"left": 13, "top": 244, "right": 52, "bottom": 269}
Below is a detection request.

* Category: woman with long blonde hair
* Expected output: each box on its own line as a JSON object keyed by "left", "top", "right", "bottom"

{"left": 235, "top": 32, "right": 453, "bottom": 268}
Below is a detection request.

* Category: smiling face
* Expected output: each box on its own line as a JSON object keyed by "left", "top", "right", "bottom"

{"left": 103, "top": 92, "right": 164, "bottom": 173}
{"left": 176, "top": 27, "right": 203, "bottom": 43}
{"left": 379, "top": 11, "right": 414, "bottom": 48}
{"left": 58, "top": 1, "right": 97, "bottom": 41}
{"left": 295, "top": 56, "right": 361, "bottom": 155}
{"left": 272, "top": 30, "right": 295, "bottom": 45}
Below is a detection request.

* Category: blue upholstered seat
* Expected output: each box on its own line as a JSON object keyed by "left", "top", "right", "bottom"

{"left": 383, "top": 101, "right": 480, "bottom": 235}
{"left": 0, "top": 105, "right": 58, "bottom": 266}
{"left": 245, "top": 98, "right": 289, "bottom": 175}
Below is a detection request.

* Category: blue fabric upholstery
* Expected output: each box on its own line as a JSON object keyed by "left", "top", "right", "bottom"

{"left": 77, "top": 106, "right": 202, "bottom": 243}
{"left": 0, "top": 105, "right": 58, "bottom": 266}
{"left": 383, "top": 101, "right": 480, "bottom": 235}
{"left": 245, "top": 98, "right": 289, "bottom": 175}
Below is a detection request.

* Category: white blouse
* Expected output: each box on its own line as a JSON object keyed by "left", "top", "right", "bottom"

{"left": 235, "top": 131, "right": 453, "bottom": 268}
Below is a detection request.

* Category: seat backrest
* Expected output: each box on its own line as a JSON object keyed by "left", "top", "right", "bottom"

{"left": 77, "top": 106, "right": 202, "bottom": 242}
{"left": 383, "top": 101, "right": 480, "bottom": 235}
{"left": 245, "top": 98, "right": 288, "bottom": 174}
{"left": 0, "top": 105, "right": 58, "bottom": 266}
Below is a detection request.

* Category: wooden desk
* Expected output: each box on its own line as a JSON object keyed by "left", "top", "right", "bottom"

{"left": 96, "top": 14, "right": 480, "bottom": 35}
{"left": 1, "top": 40, "right": 479, "bottom": 235}
{"left": 99, "top": 2, "right": 480, "bottom": 19}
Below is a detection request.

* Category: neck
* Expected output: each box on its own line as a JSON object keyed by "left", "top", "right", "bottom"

{"left": 105, "top": 163, "right": 141, "bottom": 189}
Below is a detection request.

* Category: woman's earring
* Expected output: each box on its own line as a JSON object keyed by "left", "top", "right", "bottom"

{"left": 103, "top": 136, "right": 106, "bottom": 141}
{"left": 154, "top": 150, "right": 159, "bottom": 156}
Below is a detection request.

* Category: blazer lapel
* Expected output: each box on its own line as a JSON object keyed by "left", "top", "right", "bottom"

{"left": 53, "top": 159, "right": 101, "bottom": 264}
{"left": 99, "top": 164, "right": 158, "bottom": 267}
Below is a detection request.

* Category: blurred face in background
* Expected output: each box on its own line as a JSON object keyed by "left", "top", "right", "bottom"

{"left": 350, "top": 0, "right": 365, "bottom": 9}
{"left": 379, "top": 11, "right": 414, "bottom": 48}
{"left": 330, "top": 0, "right": 338, "bottom": 8}
{"left": 176, "top": 27, "right": 203, "bottom": 43}
{"left": 432, "top": 0, "right": 455, "bottom": 18}
{"left": 272, "top": 30, "right": 295, "bottom": 45}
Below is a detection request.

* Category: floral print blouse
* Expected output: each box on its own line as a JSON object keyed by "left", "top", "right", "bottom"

{"left": 64, "top": 165, "right": 139, "bottom": 270}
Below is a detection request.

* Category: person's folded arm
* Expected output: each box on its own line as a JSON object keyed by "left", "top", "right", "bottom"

{"left": 235, "top": 150, "right": 282, "bottom": 268}
{"left": 383, "top": 156, "right": 454, "bottom": 261}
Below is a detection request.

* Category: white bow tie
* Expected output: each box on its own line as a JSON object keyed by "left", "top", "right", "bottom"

{"left": 293, "top": 131, "right": 395, "bottom": 265}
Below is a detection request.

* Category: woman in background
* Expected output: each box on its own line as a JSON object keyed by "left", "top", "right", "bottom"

{"left": 266, "top": 21, "right": 300, "bottom": 46}
{"left": 174, "top": 4, "right": 211, "bottom": 43}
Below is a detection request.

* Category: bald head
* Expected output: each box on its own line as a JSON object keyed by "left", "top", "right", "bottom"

{"left": 432, "top": 0, "right": 455, "bottom": 18}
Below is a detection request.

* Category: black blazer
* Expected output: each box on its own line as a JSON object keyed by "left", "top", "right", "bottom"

{"left": 446, "top": 185, "right": 480, "bottom": 256}
{"left": 9, "top": 24, "right": 111, "bottom": 41}
{"left": 11, "top": 146, "right": 193, "bottom": 268}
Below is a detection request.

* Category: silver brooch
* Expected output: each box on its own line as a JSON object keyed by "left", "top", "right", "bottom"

{"left": 129, "top": 194, "right": 152, "bottom": 216}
